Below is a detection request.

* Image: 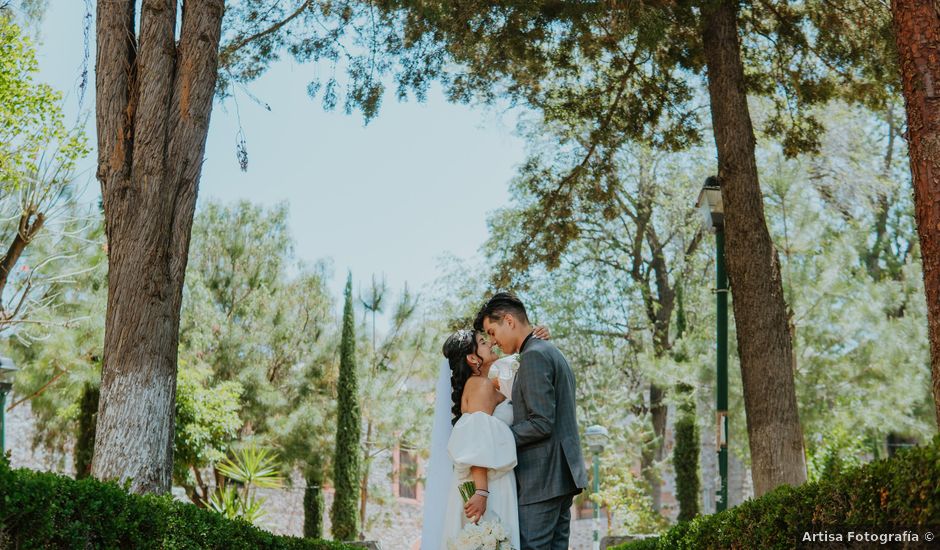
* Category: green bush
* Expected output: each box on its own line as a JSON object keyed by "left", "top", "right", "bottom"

{"left": 614, "top": 437, "right": 940, "bottom": 550}
{"left": 0, "top": 457, "right": 355, "bottom": 549}
{"left": 672, "top": 383, "right": 700, "bottom": 522}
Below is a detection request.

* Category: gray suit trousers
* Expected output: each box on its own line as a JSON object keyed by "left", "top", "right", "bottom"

{"left": 518, "top": 493, "right": 574, "bottom": 550}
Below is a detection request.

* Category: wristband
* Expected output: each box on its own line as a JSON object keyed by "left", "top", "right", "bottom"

{"left": 475, "top": 489, "right": 489, "bottom": 497}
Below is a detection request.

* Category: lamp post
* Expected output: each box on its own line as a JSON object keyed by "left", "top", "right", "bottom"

{"left": 696, "top": 176, "right": 728, "bottom": 512}
{"left": 0, "top": 357, "right": 17, "bottom": 454}
{"left": 585, "top": 424, "right": 609, "bottom": 550}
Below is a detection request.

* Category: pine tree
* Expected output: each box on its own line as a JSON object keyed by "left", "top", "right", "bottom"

{"left": 891, "top": 0, "right": 940, "bottom": 428}
{"left": 330, "top": 273, "right": 361, "bottom": 541}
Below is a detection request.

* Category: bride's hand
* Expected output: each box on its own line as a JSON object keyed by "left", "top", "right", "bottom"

{"left": 464, "top": 493, "right": 487, "bottom": 523}
{"left": 533, "top": 324, "right": 551, "bottom": 340}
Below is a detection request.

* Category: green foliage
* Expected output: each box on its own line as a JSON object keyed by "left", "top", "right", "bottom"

{"left": 173, "top": 364, "right": 244, "bottom": 494}
{"left": 303, "top": 460, "right": 325, "bottom": 539}
{"left": 0, "top": 1, "right": 50, "bottom": 27}
{"left": 206, "top": 443, "right": 284, "bottom": 525}
{"left": 73, "top": 383, "right": 97, "bottom": 479}
{"left": 216, "top": 443, "right": 284, "bottom": 490}
{"left": 613, "top": 438, "right": 940, "bottom": 549}
{"left": 355, "top": 279, "right": 438, "bottom": 532}
{"left": 206, "top": 485, "right": 263, "bottom": 524}
{"left": 592, "top": 464, "right": 669, "bottom": 536}
{"left": 17, "top": 200, "right": 339, "bottom": 501}
{"left": 7, "top": 210, "right": 106, "bottom": 466}
{"left": 468, "top": 97, "right": 934, "bottom": 502}
{"left": 217, "top": 1, "right": 440, "bottom": 125}
{"left": 181, "top": 199, "right": 337, "bottom": 485}
{"left": 806, "top": 426, "right": 869, "bottom": 484}
{"left": 803, "top": 0, "right": 898, "bottom": 110}
{"left": 756, "top": 101, "right": 934, "bottom": 461}
{"left": 379, "top": 0, "right": 879, "bottom": 251}
{"left": 472, "top": 132, "right": 717, "bottom": 513}
{"left": 0, "top": 10, "right": 93, "bottom": 464}
{"left": 174, "top": 202, "right": 346, "bottom": 515}
{"left": 330, "top": 272, "right": 360, "bottom": 541}
{"left": 0, "top": 13, "right": 86, "bottom": 188}
{"left": 673, "top": 385, "right": 700, "bottom": 522}
{"left": 0, "top": 456, "right": 355, "bottom": 549}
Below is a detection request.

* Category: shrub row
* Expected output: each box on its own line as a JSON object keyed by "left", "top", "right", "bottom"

{"left": 615, "top": 437, "right": 940, "bottom": 550}
{"left": 0, "top": 458, "right": 357, "bottom": 549}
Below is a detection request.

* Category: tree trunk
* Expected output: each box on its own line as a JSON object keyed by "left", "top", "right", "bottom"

{"left": 632, "top": 179, "right": 675, "bottom": 512}
{"left": 700, "top": 0, "right": 807, "bottom": 496}
{"left": 91, "top": 0, "right": 224, "bottom": 494}
{"left": 641, "top": 383, "right": 667, "bottom": 511}
{"left": 891, "top": 0, "right": 940, "bottom": 428}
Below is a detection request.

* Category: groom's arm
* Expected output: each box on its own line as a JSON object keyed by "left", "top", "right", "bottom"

{"left": 511, "top": 351, "right": 556, "bottom": 447}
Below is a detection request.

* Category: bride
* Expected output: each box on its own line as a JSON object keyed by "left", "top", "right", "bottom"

{"left": 424, "top": 326, "right": 549, "bottom": 550}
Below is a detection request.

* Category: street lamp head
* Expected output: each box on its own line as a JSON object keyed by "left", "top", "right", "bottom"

{"left": 585, "top": 424, "right": 609, "bottom": 454}
{"left": 696, "top": 176, "right": 724, "bottom": 233}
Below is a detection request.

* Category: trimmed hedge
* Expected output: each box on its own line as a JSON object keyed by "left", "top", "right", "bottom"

{"left": 0, "top": 457, "right": 356, "bottom": 549}
{"left": 615, "top": 437, "right": 940, "bottom": 550}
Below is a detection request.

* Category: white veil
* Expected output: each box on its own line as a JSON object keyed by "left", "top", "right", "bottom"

{"left": 420, "top": 358, "right": 453, "bottom": 550}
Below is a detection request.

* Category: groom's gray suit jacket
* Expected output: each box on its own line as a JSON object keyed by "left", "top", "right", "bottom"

{"left": 510, "top": 335, "right": 588, "bottom": 505}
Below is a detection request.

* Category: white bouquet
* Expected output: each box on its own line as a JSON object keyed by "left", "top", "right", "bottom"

{"left": 447, "top": 518, "right": 513, "bottom": 550}
{"left": 488, "top": 354, "right": 519, "bottom": 399}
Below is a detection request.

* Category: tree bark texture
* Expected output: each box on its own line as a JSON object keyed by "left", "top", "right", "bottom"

{"left": 700, "top": 0, "right": 807, "bottom": 496}
{"left": 891, "top": 0, "right": 940, "bottom": 428}
{"left": 91, "top": 0, "right": 224, "bottom": 494}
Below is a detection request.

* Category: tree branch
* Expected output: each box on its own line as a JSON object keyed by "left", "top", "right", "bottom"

{"left": 0, "top": 209, "right": 45, "bottom": 301}
{"left": 219, "top": 0, "right": 314, "bottom": 63}
{"left": 7, "top": 365, "right": 67, "bottom": 411}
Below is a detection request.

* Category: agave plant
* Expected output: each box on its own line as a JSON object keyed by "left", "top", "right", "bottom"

{"left": 205, "top": 443, "right": 284, "bottom": 525}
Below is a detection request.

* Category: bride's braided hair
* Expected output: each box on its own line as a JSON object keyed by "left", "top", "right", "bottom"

{"left": 442, "top": 329, "right": 481, "bottom": 426}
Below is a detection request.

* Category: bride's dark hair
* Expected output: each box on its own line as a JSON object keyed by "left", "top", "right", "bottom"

{"left": 442, "top": 329, "right": 481, "bottom": 426}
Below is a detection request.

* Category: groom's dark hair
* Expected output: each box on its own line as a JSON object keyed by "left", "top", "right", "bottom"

{"left": 474, "top": 292, "right": 529, "bottom": 331}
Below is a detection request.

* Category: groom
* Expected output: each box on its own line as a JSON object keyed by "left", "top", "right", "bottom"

{"left": 474, "top": 293, "right": 588, "bottom": 550}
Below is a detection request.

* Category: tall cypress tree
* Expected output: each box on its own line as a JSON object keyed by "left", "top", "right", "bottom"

{"left": 330, "top": 273, "right": 361, "bottom": 540}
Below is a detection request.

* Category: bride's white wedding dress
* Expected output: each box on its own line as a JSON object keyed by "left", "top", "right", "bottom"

{"left": 441, "top": 399, "right": 521, "bottom": 549}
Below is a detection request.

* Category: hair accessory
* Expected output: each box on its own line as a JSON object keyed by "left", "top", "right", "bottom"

{"left": 455, "top": 328, "right": 474, "bottom": 346}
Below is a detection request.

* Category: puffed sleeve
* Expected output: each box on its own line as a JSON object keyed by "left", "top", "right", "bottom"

{"left": 447, "top": 412, "right": 518, "bottom": 481}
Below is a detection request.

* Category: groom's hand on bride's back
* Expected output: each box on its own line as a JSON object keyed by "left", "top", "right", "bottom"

{"left": 533, "top": 325, "right": 551, "bottom": 340}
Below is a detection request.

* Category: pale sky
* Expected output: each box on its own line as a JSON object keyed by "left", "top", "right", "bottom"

{"left": 32, "top": 3, "right": 526, "bottom": 304}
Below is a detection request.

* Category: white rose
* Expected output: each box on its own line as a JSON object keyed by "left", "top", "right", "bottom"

{"left": 490, "top": 522, "right": 507, "bottom": 541}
